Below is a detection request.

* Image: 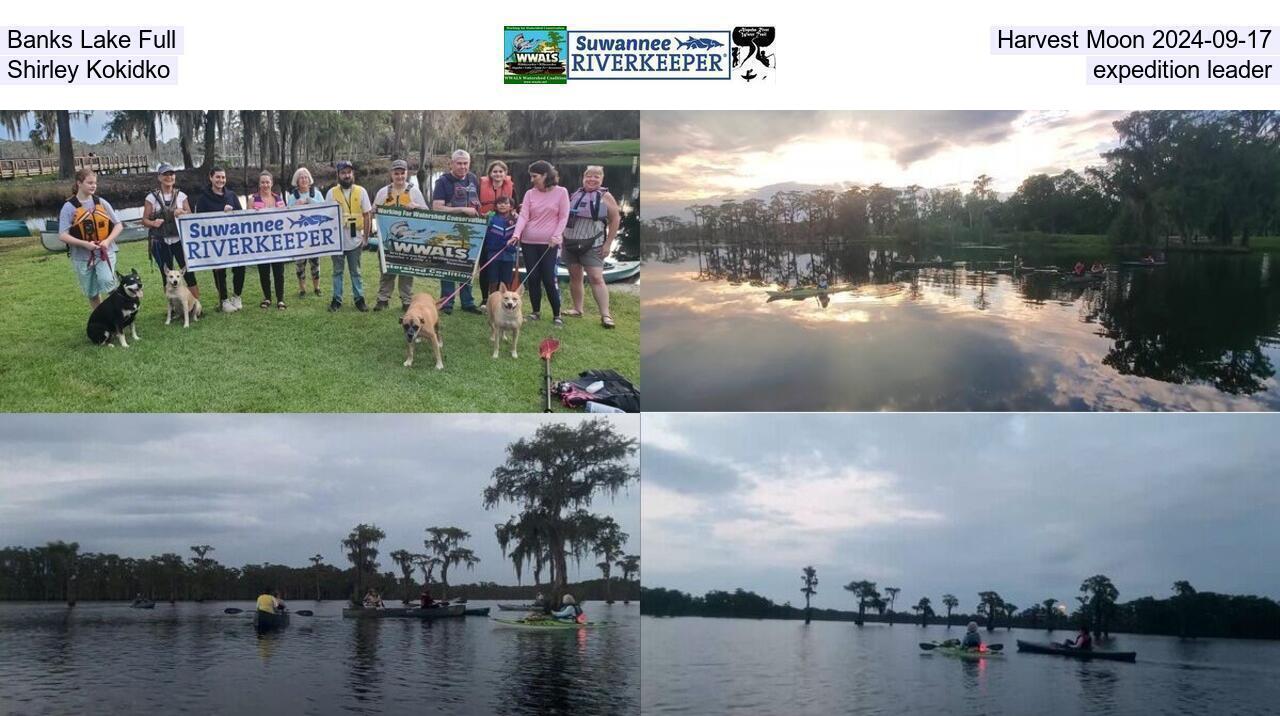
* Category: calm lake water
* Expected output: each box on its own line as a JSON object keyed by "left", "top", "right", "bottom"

{"left": 0, "top": 600, "right": 638, "bottom": 715}
{"left": 642, "top": 244, "right": 1280, "bottom": 411}
{"left": 642, "top": 617, "right": 1280, "bottom": 715}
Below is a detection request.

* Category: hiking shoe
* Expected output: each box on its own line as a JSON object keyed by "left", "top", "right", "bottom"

{"left": 231, "top": 296, "right": 243, "bottom": 311}
{"left": 528, "top": 312, "right": 541, "bottom": 321}
{"left": 220, "top": 299, "right": 234, "bottom": 313}
{"left": 354, "top": 298, "right": 368, "bottom": 312}
{"left": 553, "top": 316, "right": 564, "bottom": 327}
{"left": 314, "top": 288, "right": 322, "bottom": 297}
{"left": 462, "top": 306, "right": 483, "bottom": 315}
{"left": 298, "top": 290, "right": 307, "bottom": 298}
{"left": 373, "top": 300, "right": 389, "bottom": 311}
{"left": 328, "top": 299, "right": 341, "bottom": 312}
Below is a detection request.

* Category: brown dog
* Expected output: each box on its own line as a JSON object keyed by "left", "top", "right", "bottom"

{"left": 486, "top": 285, "right": 524, "bottom": 359}
{"left": 163, "top": 268, "right": 202, "bottom": 328}
{"left": 402, "top": 293, "right": 443, "bottom": 369}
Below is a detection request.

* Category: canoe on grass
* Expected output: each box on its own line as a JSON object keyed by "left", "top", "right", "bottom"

{"left": 341, "top": 605, "right": 465, "bottom": 619}
{"left": 496, "top": 603, "right": 542, "bottom": 611}
{"left": 41, "top": 219, "right": 148, "bottom": 252}
{"left": 254, "top": 610, "right": 290, "bottom": 633}
{"left": 1016, "top": 639, "right": 1136, "bottom": 662}
{"left": 492, "top": 618, "right": 618, "bottom": 630}
{"left": 464, "top": 607, "right": 491, "bottom": 617}
{"left": 0, "top": 219, "right": 33, "bottom": 238}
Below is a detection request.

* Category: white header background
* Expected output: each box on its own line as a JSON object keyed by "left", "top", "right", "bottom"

{"left": 1, "top": 0, "right": 1275, "bottom": 108}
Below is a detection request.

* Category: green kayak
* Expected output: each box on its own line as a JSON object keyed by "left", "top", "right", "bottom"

{"left": 492, "top": 618, "right": 617, "bottom": 630}
{"left": 936, "top": 644, "right": 1003, "bottom": 659}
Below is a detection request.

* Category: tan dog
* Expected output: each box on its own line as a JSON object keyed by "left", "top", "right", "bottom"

{"left": 402, "top": 293, "right": 444, "bottom": 369}
{"left": 486, "top": 285, "right": 524, "bottom": 359}
{"left": 163, "top": 268, "right": 202, "bottom": 327}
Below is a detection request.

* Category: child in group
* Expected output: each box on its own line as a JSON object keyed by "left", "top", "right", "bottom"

{"left": 483, "top": 195, "right": 520, "bottom": 296}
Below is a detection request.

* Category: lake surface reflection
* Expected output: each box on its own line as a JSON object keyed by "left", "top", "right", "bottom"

{"left": 0, "top": 601, "right": 638, "bottom": 715}
{"left": 642, "top": 243, "right": 1280, "bottom": 411}
{"left": 642, "top": 617, "right": 1280, "bottom": 715}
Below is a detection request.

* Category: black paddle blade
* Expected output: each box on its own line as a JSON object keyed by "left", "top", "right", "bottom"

{"left": 988, "top": 643, "right": 1004, "bottom": 651}
{"left": 294, "top": 610, "right": 313, "bottom": 617}
{"left": 223, "top": 607, "right": 243, "bottom": 614}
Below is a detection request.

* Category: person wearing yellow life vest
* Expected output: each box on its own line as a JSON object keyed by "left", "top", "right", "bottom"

{"left": 256, "top": 589, "right": 285, "bottom": 614}
{"left": 58, "top": 168, "right": 124, "bottom": 308}
{"left": 325, "top": 161, "right": 372, "bottom": 312}
{"left": 371, "top": 159, "right": 427, "bottom": 312}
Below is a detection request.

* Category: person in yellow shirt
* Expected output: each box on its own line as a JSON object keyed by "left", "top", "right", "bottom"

{"left": 256, "top": 589, "right": 284, "bottom": 614}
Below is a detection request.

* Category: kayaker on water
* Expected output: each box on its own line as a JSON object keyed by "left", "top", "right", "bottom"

{"left": 256, "top": 589, "right": 285, "bottom": 615}
{"left": 420, "top": 587, "right": 436, "bottom": 610}
{"left": 1064, "top": 623, "right": 1093, "bottom": 650}
{"left": 362, "top": 588, "right": 385, "bottom": 609}
{"left": 546, "top": 594, "right": 586, "bottom": 624}
{"left": 1073, "top": 261, "right": 1086, "bottom": 276}
{"left": 961, "top": 621, "right": 983, "bottom": 649}
{"left": 1091, "top": 261, "right": 1104, "bottom": 273}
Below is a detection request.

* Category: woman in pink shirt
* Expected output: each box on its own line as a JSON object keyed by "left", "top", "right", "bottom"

{"left": 513, "top": 161, "right": 570, "bottom": 325}
{"left": 250, "top": 171, "right": 288, "bottom": 310}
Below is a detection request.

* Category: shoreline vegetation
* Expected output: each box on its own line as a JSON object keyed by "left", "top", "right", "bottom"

{"left": 0, "top": 109, "right": 638, "bottom": 214}
{"left": 641, "top": 576, "right": 1280, "bottom": 641}
{"left": 645, "top": 110, "right": 1280, "bottom": 255}
{"left": 1, "top": 421, "right": 640, "bottom": 607}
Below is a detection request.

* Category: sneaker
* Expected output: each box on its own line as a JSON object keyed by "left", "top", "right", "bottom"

{"left": 553, "top": 316, "right": 564, "bottom": 327}
{"left": 220, "top": 299, "right": 234, "bottom": 313}
{"left": 328, "top": 299, "right": 341, "bottom": 312}
{"left": 373, "top": 300, "right": 389, "bottom": 311}
{"left": 528, "top": 312, "right": 541, "bottom": 321}
{"left": 354, "top": 298, "right": 368, "bottom": 312}
{"left": 462, "top": 305, "right": 483, "bottom": 315}
{"left": 232, "top": 296, "right": 243, "bottom": 311}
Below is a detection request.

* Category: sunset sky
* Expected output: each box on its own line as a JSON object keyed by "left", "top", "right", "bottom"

{"left": 642, "top": 110, "right": 1126, "bottom": 219}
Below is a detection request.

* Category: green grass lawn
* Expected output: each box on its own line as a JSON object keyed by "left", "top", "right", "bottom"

{"left": 0, "top": 239, "right": 639, "bottom": 412}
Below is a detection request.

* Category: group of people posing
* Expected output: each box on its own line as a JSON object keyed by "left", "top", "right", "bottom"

{"left": 57, "top": 149, "right": 623, "bottom": 328}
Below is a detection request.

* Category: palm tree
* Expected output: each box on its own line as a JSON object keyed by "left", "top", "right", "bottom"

{"left": 942, "top": 594, "right": 959, "bottom": 627}
{"left": 843, "top": 580, "right": 879, "bottom": 626}
{"left": 593, "top": 520, "right": 628, "bottom": 605}
{"left": 913, "top": 597, "right": 934, "bottom": 627}
{"left": 390, "top": 549, "right": 417, "bottom": 604}
{"left": 884, "top": 587, "right": 900, "bottom": 626}
{"left": 977, "top": 591, "right": 1004, "bottom": 632}
{"left": 617, "top": 555, "right": 640, "bottom": 604}
{"left": 801, "top": 566, "right": 818, "bottom": 625}
{"left": 1042, "top": 598, "right": 1059, "bottom": 632}
{"left": 485, "top": 420, "right": 638, "bottom": 608}
{"left": 342, "top": 524, "right": 385, "bottom": 605}
{"left": 425, "top": 527, "right": 480, "bottom": 601}
{"left": 1079, "top": 575, "right": 1119, "bottom": 637}
{"left": 309, "top": 554, "right": 324, "bottom": 601}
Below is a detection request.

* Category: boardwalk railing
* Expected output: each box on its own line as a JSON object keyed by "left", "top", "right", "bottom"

{"left": 0, "top": 155, "right": 151, "bottom": 180}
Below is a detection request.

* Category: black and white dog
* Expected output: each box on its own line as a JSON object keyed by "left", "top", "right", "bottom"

{"left": 87, "top": 269, "right": 143, "bottom": 347}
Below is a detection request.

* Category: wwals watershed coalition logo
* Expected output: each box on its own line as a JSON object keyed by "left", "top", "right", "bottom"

{"left": 504, "top": 26, "right": 774, "bottom": 83}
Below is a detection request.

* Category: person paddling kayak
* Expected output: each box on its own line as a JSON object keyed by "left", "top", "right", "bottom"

{"left": 545, "top": 594, "right": 586, "bottom": 624}
{"left": 961, "top": 621, "right": 983, "bottom": 649}
{"left": 256, "top": 589, "right": 285, "bottom": 615}
{"left": 1064, "top": 623, "right": 1093, "bottom": 650}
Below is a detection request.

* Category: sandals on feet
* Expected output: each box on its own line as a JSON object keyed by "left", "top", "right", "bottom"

{"left": 563, "top": 309, "right": 584, "bottom": 317}
{"left": 277, "top": 301, "right": 287, "bottom": 310}
{"left": 260, "top": 299, "right": 271, "bottom": 309}
{"left": 601, "top": 315, "right": 616, "bottom": 329}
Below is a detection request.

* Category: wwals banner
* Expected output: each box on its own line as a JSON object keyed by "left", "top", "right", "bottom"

{"left": 374, "top": 207, "right": 485, "bottom": 281}
{"left": 178, "top": 203, "right": 343, "bottom": 270}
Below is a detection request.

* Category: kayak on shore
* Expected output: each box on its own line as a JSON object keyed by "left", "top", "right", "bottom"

{"left": 1016, "top": 639, "right": 1136, "bottom": 662}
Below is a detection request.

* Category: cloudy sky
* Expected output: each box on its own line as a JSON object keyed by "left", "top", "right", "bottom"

{"left": 642, "top": 110, "right": 1125, "bottom": 219}
{"left": 643, "top": 414, "right": 1280, "bottom": 611}
{"left": 0, "top": 414, "right": 638, "bottom": 584}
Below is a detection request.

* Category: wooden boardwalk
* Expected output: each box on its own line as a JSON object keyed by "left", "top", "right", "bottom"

{"left": 0, "top": 154, "right": 150, "bottom": 180}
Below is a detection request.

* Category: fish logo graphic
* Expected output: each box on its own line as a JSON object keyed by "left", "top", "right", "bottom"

{"left": 677, "top": 36, "right": 725, "bottom": 50}
{"left": 290, "top": 214, "right": 334, "bottom": 228}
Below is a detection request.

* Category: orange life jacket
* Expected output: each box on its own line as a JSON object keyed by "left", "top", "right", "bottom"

{"left": 478, "top": 177, "right": 515, "bottom": 215}
{"left": 67, "top": 195, "right": 116, "bottom": 243}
